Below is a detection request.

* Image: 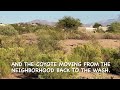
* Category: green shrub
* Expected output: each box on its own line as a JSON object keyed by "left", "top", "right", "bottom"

{"left": 72, "top": 43, "right": 103, "bottom": 68}
{"left": 0, "top": 35, "right": 25, "bottom": 48}
{"left": 36, "top": 28, "right": 66, "bottom": 40}
{"left": 0, "top": 47, "right": 25, "bottom": 78}
{"left": 36, "top": 29, "right": 61, "bottom": 53}
{"left": 0, "top": 60, "right": 11, "bottom": 78}
{"left": 37, "top": 51, "right": 77, "bottom": 79}
{"left": 0, "top": 47, "right": 25, "bottom": 62}
{"left": 107, "top": 22, "right": 120, "bottom": 33}
{"left": 109, "top": 49, "right": 120, "bottom": 75}
{"left": 101, "top": 47, "right": 120, "bottom": 74}
{"left": 38, "top": 36, "right": 59, "bottom": 53}
{"left": 101, "top": 48, "right": 118, "bottom": 61}
{"left": 93, "top": 23, "right": 102, "bottom": 28}
{"left": 71, "top": 44, "right": 120, "bottom": 74}
{"left": 57, "top": 16, "right": 82, "bottom": 30}
{"left": 11, "top": 24, "right": 35, "bottom": 34}
{"left": 0, "top": 25, "right": 18, "bottom": 36}
{"left": 109, "top": 58, "right": 120, "bottom": 75}
{"left": 11, "top": 23, "right": 55, "bottom": 34}
{"left": 23, "top": 45, "right": 41, "bottom": 62}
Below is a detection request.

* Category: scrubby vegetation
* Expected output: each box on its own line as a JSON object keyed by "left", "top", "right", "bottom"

{"left": 0, "top": 16, "right": 120, "bottom": 79}
{"left": 107, "top": 22, "right": 120, "bottom": 33}
{"left": 93, "top": 22, "right": 102, "bottom": 28}
{"left": 0, "top": 25, "right": 18, "bottom": 36}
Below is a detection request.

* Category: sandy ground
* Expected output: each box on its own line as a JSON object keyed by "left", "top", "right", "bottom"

{"left": 59, "top": 39, "right": 120, "bottom": 54}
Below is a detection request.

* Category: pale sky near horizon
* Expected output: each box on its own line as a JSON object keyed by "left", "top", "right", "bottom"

{"left": 0, "top": 11, "right": 120, "bottom": 24}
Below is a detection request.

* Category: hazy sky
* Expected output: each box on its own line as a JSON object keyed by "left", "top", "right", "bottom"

{"left": 0, "top": 11, "right": 120, "bottom": 24}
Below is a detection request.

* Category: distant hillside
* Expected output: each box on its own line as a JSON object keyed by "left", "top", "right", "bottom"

{"left": 17, "top": 15, "right": 120, "bottom": 27}
{"left": 84, "top": 15, "right": 120, "bottom": 27}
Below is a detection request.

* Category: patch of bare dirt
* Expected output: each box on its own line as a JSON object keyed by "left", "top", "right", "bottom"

{"left": 19, "top": 33, "right": 38, "bottom": 45}
{"left": 98, "top": 39, "right": 120, "bottom": 48}
{"left": 59, "top": 39, "right": 120, "bottom": 54}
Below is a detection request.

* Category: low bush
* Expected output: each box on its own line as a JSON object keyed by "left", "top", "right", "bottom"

{"left": 105, "top": 33, "right": 120, "bottom": 39}
{"left": 37, "top": 51, "right": 77, "bottom": 79}
{"left": 101, "top": 47, "right": 120, "bottom": 75}
{"left": 0, "top": 60, "right": 11, "bottom": 78}
{"left": 0, "top": 47, "right": 25, "bottom": 77}
{"left": 109, "top": 58, "right": 120, "bottom": 75}
{"left": 71, "top": 43, "right": 120, "bottom": 75}
{"left": 36, "top": 29, "right": 62, "bottom": 53}
{"left": 101, "top": 48, "right": 117, "bottom": 61}
{"left": 73, "top": 43, "right": 103, "bottom": 64}
{"left": 0, "top": 25, "right": 18, "bottom": 36}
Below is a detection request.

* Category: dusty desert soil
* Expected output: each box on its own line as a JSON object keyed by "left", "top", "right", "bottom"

{"left": 59, "top": 39, "right": 120, "bottom": 54}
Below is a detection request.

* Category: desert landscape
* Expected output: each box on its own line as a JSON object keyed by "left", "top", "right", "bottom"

{"left": 0, "top": 12, "right": 120, "bottom": 79}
